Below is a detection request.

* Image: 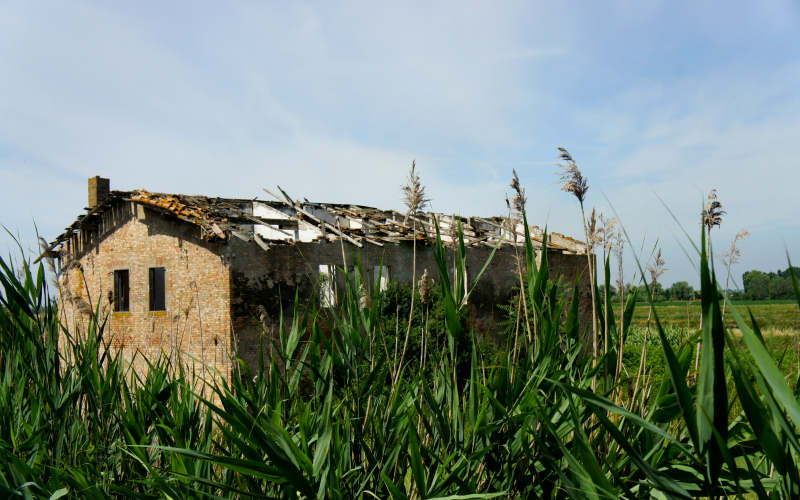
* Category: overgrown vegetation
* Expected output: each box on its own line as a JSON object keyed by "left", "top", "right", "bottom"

{"left": 2, "top": 158, "right": 800, "bottom": 498}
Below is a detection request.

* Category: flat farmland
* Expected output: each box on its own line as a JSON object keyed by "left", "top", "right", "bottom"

{"left": 616, "top": 300, "right": 799, "bottom": 331}
{"left": 618, "top": 300, "right": 800, "bottom": 380}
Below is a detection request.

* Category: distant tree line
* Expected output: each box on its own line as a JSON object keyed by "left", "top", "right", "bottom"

{"left": 599, "top": 282, "right": 695, "bottom": 303}
{"left": 740, "top": 266, "right": 799, "bottom": 300}
{"left": 598, "top": 266, "right": 799, "bottom": 302}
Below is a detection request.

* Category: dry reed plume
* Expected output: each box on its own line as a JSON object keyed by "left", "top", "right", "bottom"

{"left": 508, "top": 169, "right": 534, "bottom": 377}
{"left": 510, "top": 169, "right": 527, "bottom": 216}
{"left": 722, "top": 228, "right": 751, "bottom": 316}
{"left": 557, "top": 147, "right": 598, "bottom": 373}
{"left": 649, "top": 248, "right": 667, "bottom": 285}
{"left": 402, "top": 159, "right": 430, "bottom": 217}
{"left": 598, "top": 214, "right": 618, "bottom": 256}
{"left": 702, "top": 188, "right": 725, "bottom": 230}
{"left": 722, "top": 228, "right": 750, "bottom": 268}
{"left": 396, "top": 159, "right": 430, "bottom": 388}
{"left": 418, "top": 268, "right": 432, "bottom": 305}
{"left": 557, "top": 147, "right": 588, "bottom": 203}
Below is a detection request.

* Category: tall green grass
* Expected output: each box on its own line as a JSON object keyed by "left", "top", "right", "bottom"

{"left": 2, "top": 209, "right": 800, "bottom": 497}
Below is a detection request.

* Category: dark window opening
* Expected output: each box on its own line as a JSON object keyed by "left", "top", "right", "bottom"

{"left": 113, "top": 269, "right": 129, "bottom": 312}
{"left": 149, "top": 267, "right": 166, "bottom": 311}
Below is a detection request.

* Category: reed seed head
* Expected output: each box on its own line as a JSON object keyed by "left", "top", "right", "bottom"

{"left": 557, "top": 147, "right": 588, "bottom": 204}
{"left": 418, "top": 268, "right": 432, "bottom": 305}
{"left": 448, "top": 217, "right": 459, "bottom": 247}
{"left": 612, "top": 223, "right": 625, "bottom": 291}
{"left": 735, "top": 228, "right": 751, "bottom": 241}
{"left": 598, "top": 214, "right": 619, "bottom": 254}
{"left": 722, "top": 228, "right": 750, "bottom": 266}
{"left": 509, "top": 169, "right": 527, "bottom": 215}
{"left": 402, "top": 159, "right": 430, "bottom": 216}
{"left": 614, "top": 225, "right": 625, "bottom": 252}
{"left": 586, "top": 208, "right": 600, "bottom": 251}
{"left": 257, "top": 304, "right": 269, "bottom": 326}
{"left": 702, "top": 189, "right": 725, "bottom": 230}
{"left": 722, "top": 248, "right": 743, "bottom": 267}
{"left": 648, "top": 248, "right": 667, "bottom": 285}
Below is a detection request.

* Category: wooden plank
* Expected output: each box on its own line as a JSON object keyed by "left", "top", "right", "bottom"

{"left": 238, "top": 213, "right": 298, "bottom": 233}
{"left": 276, "top": 185, "right": 296, "bottom": 206}
{"left": 249, "top": 217, "right": 299, "bottom": 227}
{"left": 254, "top": 233, "right": 271, "bottom": 252}
{"left": 211, "top": 223, "right": 226, "bottom": 239}
{"left": 289, "top": 202, "right": 364, "bottom": 248}
{"left": 231, "top": 229, "right": 252, "bottom": 242}
{"left": 262, "top": 187, "right": 288, "bottom": 204}
{"left": 320, "top": 204, "right": 385, "bottom": 246}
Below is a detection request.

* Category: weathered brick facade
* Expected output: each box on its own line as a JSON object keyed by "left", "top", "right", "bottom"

{"left": 58, "top": 203, "right": 232, "bottom": 382}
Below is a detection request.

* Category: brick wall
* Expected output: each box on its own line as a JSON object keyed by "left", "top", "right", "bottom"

{"left": 58, "top": 203, "right": 232, "bottom": 385}
{"left": 228, "top": 236, "right": 592, "bottom": 371}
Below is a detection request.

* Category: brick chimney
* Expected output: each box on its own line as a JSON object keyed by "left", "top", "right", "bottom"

{"left": 88, "top": 176, "right": 110, "bottom": 209}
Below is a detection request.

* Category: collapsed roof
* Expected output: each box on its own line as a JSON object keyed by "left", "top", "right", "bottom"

{"left": 48, "top": 187, "right": 587, "bottom": 256}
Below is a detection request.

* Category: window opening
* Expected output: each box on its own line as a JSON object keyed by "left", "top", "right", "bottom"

{"left": 319, "top": 264, "right": 336, "bottom": 307}
{"left": 149, "top": 267, "right": 166, "bottom": 311}
{"left": 113, "top": 269, "right": 129, "bottom": 312}
{"left": 373, "top": 265, "right": 389, "bottom": 292}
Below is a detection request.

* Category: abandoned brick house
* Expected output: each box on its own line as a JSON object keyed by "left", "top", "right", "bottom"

{"left": 48, "top": 176, "right": 590, "bottom": 379}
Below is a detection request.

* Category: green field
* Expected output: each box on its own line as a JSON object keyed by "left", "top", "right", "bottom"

{"left": 618, "top": 299, "right": 800, "bottom": 388}
{"left": 617, "top": 299, "right": 799, "bottom": 330}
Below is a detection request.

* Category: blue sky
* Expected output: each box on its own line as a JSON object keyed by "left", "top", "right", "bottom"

{"left": 1, "top": 1, "right": 799, "bottom": 287}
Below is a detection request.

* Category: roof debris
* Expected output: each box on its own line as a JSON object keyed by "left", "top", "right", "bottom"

{"left": 49, "top": 188, "right": 587, "bottom": 256}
